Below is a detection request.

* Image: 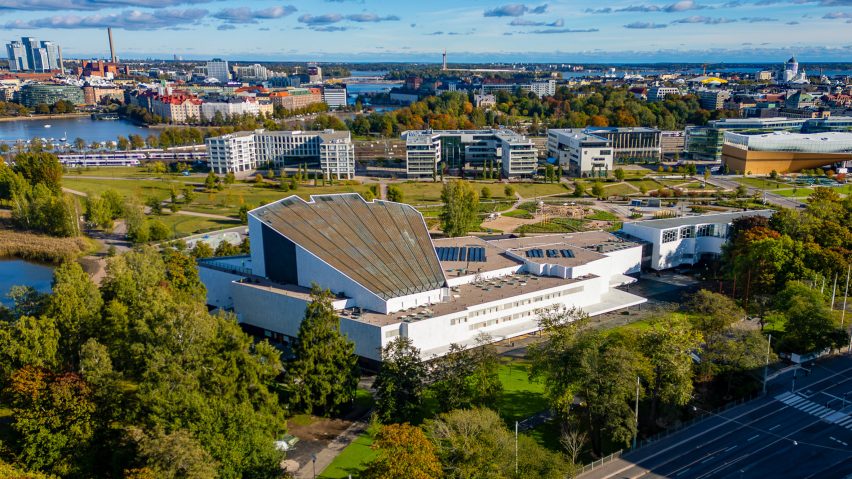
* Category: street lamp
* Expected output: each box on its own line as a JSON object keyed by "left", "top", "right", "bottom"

{"left": 633, "top": 376, "right": 640, "bottom": 449}
{"left": 311, "top": 454, "right": 317, "bottom": 479}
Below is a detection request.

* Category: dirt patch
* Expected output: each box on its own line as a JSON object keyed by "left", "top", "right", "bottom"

{"left": 483, "top": 215, "right": 541, "bottom": 233}
{"left": 286, "top": 417, "right": 355, "bottom": 469}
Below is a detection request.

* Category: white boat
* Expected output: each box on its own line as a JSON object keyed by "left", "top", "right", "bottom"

{"left": 60, "top": 132, "right": 67, "bottom": 142}
{"left": 44, "top": 124, "right": 52, "bottom": 128}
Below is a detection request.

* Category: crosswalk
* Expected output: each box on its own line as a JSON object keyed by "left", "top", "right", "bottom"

{"left": 775, "top": 391, "right": 852, "bottom": 430}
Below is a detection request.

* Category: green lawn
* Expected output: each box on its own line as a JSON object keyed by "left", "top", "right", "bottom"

{"left": 318, "top": 433, "right": 377, "bottom": 479}
{"left": 626, "top": 179, "right": 665, "bottom": 193}
{"left": 502, "top": 209, "right": 534, "bottom": 219}
{"left": 64, "top": 177, "right": 176, "bottom": 201}
{"left": 494, "top": 358, "right": 548, "bottom": 423}
{"left": 601, "top": 182, "right": 637, "bottom": 197}
{"left": 516, "top": 218, "right": 587, "bottom": 234}
{"left": 772, "top": 188, "right": 814, "bottom": 198}
{"left": 585, "top": 210, "right": 619, "bottom": 222}
{"left": 734, "top": 177, "right": 788, "bottom": 189}
{"left": 153, "top": 214, "right": 241, "bottom": 238}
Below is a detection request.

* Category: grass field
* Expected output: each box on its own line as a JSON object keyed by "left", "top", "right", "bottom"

{"left": 626, "top": 179, "right": 665, "bottom": 193}
{"left": 586, "top": 210, "right": 619, "bottom": 221}
{"left": 318, "top": 433, "right": 377, "bottom": 479}
{"left": 601, "top": 182, "right": 637, "bottom": 197}
{"left": 772, "top": 188, "right": 814, "bottom": 198}
{"left": 734, "top": 177, "right": 788, "bottom": 189}
{"left": 154, "top": 214, "right": 241, "bottom": 238}
{"left": 516, "top": 217, "right": 587, "bottom": 234}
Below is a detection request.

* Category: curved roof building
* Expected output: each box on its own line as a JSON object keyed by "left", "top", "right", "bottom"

{"left": 722, "top": 131, "right": 852, "bottom": 174}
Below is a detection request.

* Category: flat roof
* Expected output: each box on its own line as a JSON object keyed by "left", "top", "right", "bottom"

{"left": 491, "top": 231, "right": 640, "bottom": 267}
{"left": 353, "top": 272, "right": 585, "bottom": 326}
{"left": 432, "top": 236, "right": 523, "bottom": 273}
{"left": 623, "top": 210, "right": 773, "bottom": 230}
{"left": 251, "top": 194, "right": 446, "bottom": 300}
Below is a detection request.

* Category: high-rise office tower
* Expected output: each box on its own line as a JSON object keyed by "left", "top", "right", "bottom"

{"left": 206, "top": 58, "right": 231, "bottom": 83}
{"left": 5, "top": 36, "right": 61, "bottom": 72}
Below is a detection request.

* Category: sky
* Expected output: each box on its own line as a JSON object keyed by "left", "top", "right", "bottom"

{"left": 1, "top": 0, "right": 852, "bottom": 63}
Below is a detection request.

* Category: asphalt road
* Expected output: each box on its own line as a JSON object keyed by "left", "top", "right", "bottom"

{"left": 706, "top": 175, "right": 805, "bottom": 210}
{"left": 580, "top": 354, "right": 852, "bottom": 479}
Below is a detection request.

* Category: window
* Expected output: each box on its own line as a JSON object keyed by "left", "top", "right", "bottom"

{"left": 385, "top": 329, "right": 399, "bottom": 339}
{"left": 662, "top": 229, "right": 678, "bottom": 243}
{"left": 680, "top": 226, "right": 694, "bottom": 239}
{"left": 696, "top": 224, "right": 716, "bottom": 237}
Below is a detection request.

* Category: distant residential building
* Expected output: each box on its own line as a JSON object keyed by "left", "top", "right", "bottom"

{"left": 405, "top": 75, "right": 422, "bottom": 91}
{"left": 307, "top": 63, "right": 322, "bottom": 83}
{"left": 79, "top": 60, "right": 126, "bottom": 78}
{"left": 82, "top": 85, "right": 124, "bottom": 105}
{"left": 647, "top": 86, "right": 681, "bottom": 102}
{"left": 201, "top": 97, "right": 268, "bottom": 121}
{"left": 206, "top": 58, "right": 230, "bottom": 83}
{"left": 6, "top": 37, "right": 61, "bottom": 72}
{"left": 474, "top": 93, "right": 496, "bottom": 108}
{"left": 151, "top": 94, "right": 202, "bottom": 124}
{"left": 323, "top": 85, "right": 348, "bottom": 109}
{"left": 402, "top": 129, "right": 538, "bottom": 179}
{"left": 546, "top": 129, "right": 613, "bottom": 177}
{"left": 234, "top": 63, "right": 270, "bottom": 82}
{"left": 698, "top": 89, "right": 732, "bottom": 110}
{"left": 757, "top": 70, "right": 774, "bottom": 81}
{"left": 528, "top": 80, "right": 557, "bottom": 98}
{"left": 481, "top": 79, "right": 556, "bottom": 98}
{"left": 206, "top": 129, "right": 355, "bottom": 179}
{"left": 269, "top": 88, "right": 323, "bottom": 111}
{"left": 18, "top": 84, "right": 83, "bottom": 107}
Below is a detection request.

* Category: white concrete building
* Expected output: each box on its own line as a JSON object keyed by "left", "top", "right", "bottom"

{"left": 547, "top": 129, "right": 614, "bottom": 177}
{"left": 323, "top": 85, "right": 348, "bottom": 109}
{"left": 529, "top": 79, "right": 557, "bottom": 98}
{"left": 199, "top": 194, "right": 646, "bottom": 362}
{"left": 402, "top": 129, "right": 538, "bottom": 179}
{"left": 206, "top": 58, "right": 230, "bottom": 83}
{"left": 621, "top": 211, "right": 773, "bottom": 270}
{"left": 206, "top": 129, "right": 355, "bottom": 178}
{"left": 647, "top": 87, "right": 680, "bottom": 102}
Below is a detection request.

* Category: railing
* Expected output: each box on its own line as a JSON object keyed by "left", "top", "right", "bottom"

{"left": 577, "top": 391, "right": 765, "bottom": 476}
{"left": 579, "top": 450, "right": 623, "bottom": 475}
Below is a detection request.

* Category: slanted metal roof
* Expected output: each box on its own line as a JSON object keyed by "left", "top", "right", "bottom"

{"left": 252, "top": 194, "right": 446, "bottom": 300}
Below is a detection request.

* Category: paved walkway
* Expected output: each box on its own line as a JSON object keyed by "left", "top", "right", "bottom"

{"left": 296, "top": 418, "right": 369, "bottom": 479}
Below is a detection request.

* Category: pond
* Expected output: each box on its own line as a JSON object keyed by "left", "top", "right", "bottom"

{"left": 0, "top": 258, "right": 54, "bottom": 308}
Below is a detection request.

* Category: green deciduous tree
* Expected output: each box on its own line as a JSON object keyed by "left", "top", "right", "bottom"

{"left": 386, "top": 185, "right": 403, "bottom": 202}
{"left": 288, "top": 285, "right": 359, "bottom": 416}
{"left": 374, "top": 336, "right": 426, "bottom": 423}
{"left": 640, "top": 315, "right": 702, "bottom": 421}
{"left": 440, "top": 180, "right": 479, "bottom": 237}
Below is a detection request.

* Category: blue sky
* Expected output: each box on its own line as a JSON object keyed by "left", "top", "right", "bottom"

{"left": 1, "top": 0, "right": 851, "bottom": 62}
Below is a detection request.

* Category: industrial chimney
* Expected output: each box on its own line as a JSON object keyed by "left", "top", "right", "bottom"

{"left": 107, "top": 27, "right": 116, "bottom": 63}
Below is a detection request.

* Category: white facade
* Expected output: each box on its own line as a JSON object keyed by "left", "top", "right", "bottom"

{"left": 206, "top": 58, "right": 230, "bottom": 83}
{"left": 205, "top": 129, "right": 355, "bottom": 178}
{"left": 529, "top": 80, "right": 557, "bottom": 98}
{"left": 403, "top": 129, "right": 538, "bottom": 179}
{"left": 621, "top": 211, "right": 773, "bottom": 270}
{"left": 200, "top": 194, "right": 647, "bottom": 362}
{"left": 547, "top": 129, "right": 614, "bottom": 177}
{"left": 647, "top": 87, "right": 680, "bottom": 101}
{"left": 323, "top": 86, "right": 348, "bottom": 109}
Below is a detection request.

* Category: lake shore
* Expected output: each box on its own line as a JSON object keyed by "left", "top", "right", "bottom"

{"left": 0, "top": 112, "right": 90, "bottom": 123}
{"left": 0, "top": 225, "right": 97, "bottom": 263}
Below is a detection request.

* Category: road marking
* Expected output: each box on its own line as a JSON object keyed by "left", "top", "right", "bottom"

{"left": 675, "top": 468, "right": 691, "bottom": 476}
{"left": 700, "top": 456, "right": 716, "bottom": 464}
{"left": 747, "top": 434, "right": 759, "bottom": 442}
{"left": 724, "top": 445, "right": 738, "bottom": 452}
{"left": 769, "top": 424, "right": 781, "bottom": 431}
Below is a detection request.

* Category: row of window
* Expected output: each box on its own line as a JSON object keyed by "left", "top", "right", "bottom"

{"left": 662, "top": 224, "right": 723, "bottom": 243}
{"left": 451, "top": 285, "right": 586, "bottom": 327}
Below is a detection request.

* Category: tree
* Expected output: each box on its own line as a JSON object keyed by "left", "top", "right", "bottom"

{"left": 560, "top": 425, "right": 588, "bottom": 466}
{"left": 591, "top": 181, "right": 605, "bottom": 199}
{"left": 374, "top": 336, "right": 426, "bottom": 423}
{"left": 573, "top": 181, "right": 586, "bottom": 197}
{"left": 204, "top": 171, "right": 217, "bottom": 190}
{"left": 238, "top": 204, "right": 249, "bottom": 224}
{"left": 430, "top": 335, "right": 502, "bottom": 411}
{"left": 127, "top": 427, "right": 218, "bottom": 479}
{"left": 424, "top": 408, "right": 571, "bottom": 479}
{"left": 387, "top": 185, "right": 403, "bottom": 202}
{"left": 12, "top": 151, "right": 63, "bottom": 194}
{"left": 685, "top": 289, "right": 744, "bottom": 336}
{"left": 773, "top": 281, "right": 846, "bottom": 353}
{"left": 74, "top": 137, "right": 86, "bottom": 151}
{"left": 439, "top": 180, "right": 479, "bottom": 238}
{"left": 504, "top": 185, "right": 515, "bottom": 197}
{"left": 363, "top": 424, "right": 443, "bottom": 479}
{"left": 480, "top": 186, "right": 492, "bottom": 199}
{"left": 117, "top": 136, "right": 130, "bottom": 151}
{"left": 614, "top": 168, "right": 626, "bottom": 181}
{"left": 148, "top": 219, "right": 171, "bottom": 241}
{"left": 224, "top": 171, "right": 236, "bottom": 185}
{"left": 191, "top": 241, "right": 214, "bottom": 259}
{"left": 640, "top": 315, "right": 702, "bottom": 421}
{"left": 46, "top": 261, "right": 103, "bottom": 362}
{"left": 530, "top": 306, "right": 648, "bottom": 455}
{"left": 288, "top": 285, "right": 359, "bottom": 416}
{"left": 8, "top": 367, "right": 96, "bottom": 475}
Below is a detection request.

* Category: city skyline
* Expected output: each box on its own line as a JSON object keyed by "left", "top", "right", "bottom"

{"left": 0, "top": 0, "right": 850, "bottom": 62}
